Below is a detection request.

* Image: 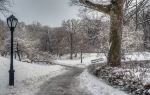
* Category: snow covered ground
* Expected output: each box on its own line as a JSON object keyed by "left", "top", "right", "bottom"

{"left": 0, "top": 57, "right": 67, "bottom": 95}
{"left": 0, "top": 52, "right": 149, "bottom": 95}
{"left": 78, "top": 69, "right": 128, "bottom": 95}
{"left": 124, "top": 52, "right": 150, "bottom": 61}
{"left": 54, "top": 53, "right": 106, "bottom": 67}
{"left": 54, "top": 52, "right": 150, "bottom": 95}
{"left": 54, "top": 52, "right": 150, "bottom": 67}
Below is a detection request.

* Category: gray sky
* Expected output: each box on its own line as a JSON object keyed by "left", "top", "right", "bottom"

{"left": 3, "top": 0, "right": 79, "bottom": 27}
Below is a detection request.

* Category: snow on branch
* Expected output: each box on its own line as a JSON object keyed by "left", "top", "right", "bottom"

{"left": 79, "top": 0, "right": 111, "bottom": 14}
{"left": 88, "top": 0, "right": 111, "bottom": 5}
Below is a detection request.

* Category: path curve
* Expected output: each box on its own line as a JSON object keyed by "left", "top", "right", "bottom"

{"left": 36, "top": 67, "right": 91, "bottom": 95}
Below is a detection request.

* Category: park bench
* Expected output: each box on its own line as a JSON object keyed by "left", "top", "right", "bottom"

{"left": 91, "top": 58, "right": 104, "bottom": 64}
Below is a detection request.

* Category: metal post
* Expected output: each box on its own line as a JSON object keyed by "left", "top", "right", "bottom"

{"left": 9, "top": 28, "right": 15, "bottom": 86}
{"left": 70, "top": 32, "right": 73, "bottom": 59}
{"left": 81, "top": 49, "right": 83, "bottom": 63}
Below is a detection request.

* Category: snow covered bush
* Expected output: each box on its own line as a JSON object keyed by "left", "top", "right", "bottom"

{"left": 89, "top": 61, "right": 150, "bottom": 95}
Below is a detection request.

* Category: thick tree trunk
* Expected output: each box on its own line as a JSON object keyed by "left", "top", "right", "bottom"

{"left": 107, "top": 5, "right": 123, "bottom": 66}
{"left": 79, "top": 0, "right": 124, "bottom": 66}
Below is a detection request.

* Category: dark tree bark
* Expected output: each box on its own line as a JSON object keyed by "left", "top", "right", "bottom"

{"left": 80, "top": 48, "right": 83, "bottom": 63}
{"left": 142, "top": 10, "right": 150, "bottom": 50}
{"left": 70, "top": 32, "right": 73, "bottom": 59}
{"left": 108, "top": 2, "right": 123, "bottom": 66}
{"left": 16, "top": 43, "right": 21, "bottom": 61}
{"left": 79, "top": 0, "right": 124, "bottom": 66}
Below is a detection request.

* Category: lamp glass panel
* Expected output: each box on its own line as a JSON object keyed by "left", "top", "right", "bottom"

{"left": 7, "top": 19, "right": 11, "bottom": 27}
{"left": 12, "top": 19, "right": 17, "bottom": 28}
{"left": 10, "top": 19, "right": 17, "bottom": 28}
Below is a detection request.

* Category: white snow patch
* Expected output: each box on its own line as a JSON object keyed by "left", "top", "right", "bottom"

{"left": 0, "top": 57, "right": 67, "bottom": 95}
{"left": 92, "top": 0, "right": 111, "bottom": 5}
{"left": 78, "top": 69, "right": 128, "bottom": 95}
{"left": 124, "top": 52, "right": 150, "bottom": 61}
{"left": 54, "top": 52, "right": 150, "bottom": 68}
{"left": 54, "top": 53, "right": 107, "bottom": 67}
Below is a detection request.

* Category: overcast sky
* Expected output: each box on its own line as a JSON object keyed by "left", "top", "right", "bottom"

{"left": 3, "top": 0, "right": 79, "bottom": 27}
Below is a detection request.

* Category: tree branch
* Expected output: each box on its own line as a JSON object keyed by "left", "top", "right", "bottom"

{"left": 79, "top": 0, "right": 111, "bottom": 15}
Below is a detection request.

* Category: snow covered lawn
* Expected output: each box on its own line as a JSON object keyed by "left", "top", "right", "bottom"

{"left": 0, "top": 57, "right": 67, "bottom": 95}
{"left": 78, "top": 69, "right": 128, "bottom": 95}
{"left": 124, "top": 52, "right": 150, "bottom": 61}
{"left": 54, "top": 52, "right": 150, "bottom": 67}
{"left": 54, "top": 53, "right": 106, "bottom": 67}
{"left": 54, "top": 52, "right": 150, "bottom": 95}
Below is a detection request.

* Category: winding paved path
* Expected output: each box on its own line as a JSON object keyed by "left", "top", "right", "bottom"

{"left": 36, "top": 66, "right": 91, "bottom": 95}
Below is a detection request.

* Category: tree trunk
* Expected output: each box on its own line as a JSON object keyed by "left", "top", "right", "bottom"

{"left": 80, "top": 49, "right": 83, "bottom": 63}
{"left": 70, "top": 33, "right": 73, "bottom": 59}
{"left": 16, "top": 43, "right": 21, "bottom": 61}
{"left": 142, "top": 11, "right": 150, "bottom": 50}
{"left": 78, "top": 0, "right": 124, "bottom": 66}
{"left": 107, "top": 5, "right": 123, "bottom": 66}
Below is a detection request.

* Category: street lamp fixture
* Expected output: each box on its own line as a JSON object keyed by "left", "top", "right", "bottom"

{"left": 7, "top": 15, "right": 18, "bottom": 86}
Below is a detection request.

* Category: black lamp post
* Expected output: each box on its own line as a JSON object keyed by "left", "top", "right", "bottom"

{"left": 7, "top": 15, "right": 18, "bottom": 86}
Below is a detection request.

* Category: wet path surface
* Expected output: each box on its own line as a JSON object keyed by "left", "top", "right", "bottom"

{"left": 36, "top": 67, "right": 90, "bottom": 95}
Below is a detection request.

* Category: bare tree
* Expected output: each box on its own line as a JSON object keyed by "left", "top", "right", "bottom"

{"left": 141, "top": 9, "right": 150, "bottom": 50}
{"left": 0, "top": 0, "right": 9, "bottom": 13}
{"left": 39, "top": 26, "right": 52, "bottom": 52}
{"left": 52, "top": 27, "right": 68, "bottom": 57}
{"left": 71, "top": 0, "right": 149, "bottom": 66}
{"left": 0, "top": 19, "right": 6, "bottom": 48}
{"left": 62, "top": 19, "right": 80, "bottom": 59}
{"left": 0, "top": 0, "right": 9, "bottom": 52}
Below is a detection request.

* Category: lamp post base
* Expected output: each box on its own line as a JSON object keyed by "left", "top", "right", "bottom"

{"left": 9, "top": 69, "right": 15, "bottom": 86}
